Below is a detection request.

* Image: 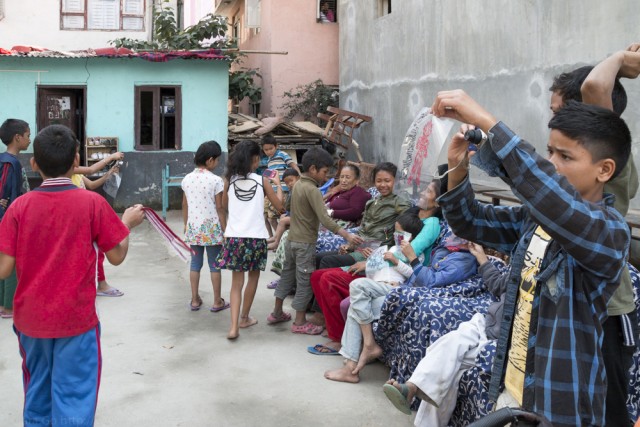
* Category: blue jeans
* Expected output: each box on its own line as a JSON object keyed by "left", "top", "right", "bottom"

{"left": 190, "top": 245, "right": 222, "bottom": 273}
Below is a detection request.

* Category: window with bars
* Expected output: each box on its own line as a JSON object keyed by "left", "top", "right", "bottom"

{"left": 61, "top": 0, "right": 145, "bottom": 31}
{"left": 317, "top": 0, "right": 337, "bottom": 23}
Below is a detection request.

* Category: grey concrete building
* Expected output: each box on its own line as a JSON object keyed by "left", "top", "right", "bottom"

{"left": 338, "top": 0, "right": 640, "bottom": 209}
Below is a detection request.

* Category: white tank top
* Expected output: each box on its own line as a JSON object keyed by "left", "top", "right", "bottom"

{"left": 224, "top": 173, "right": 269, "bottom": 239}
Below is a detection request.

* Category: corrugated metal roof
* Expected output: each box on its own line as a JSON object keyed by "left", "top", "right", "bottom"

{"left": 0, "top": 47, "right": 230, "bottom": 61}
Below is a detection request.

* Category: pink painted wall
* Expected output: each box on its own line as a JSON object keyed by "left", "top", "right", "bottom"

{"left": 229, "top": 0, "right": 338, "bottom": 116}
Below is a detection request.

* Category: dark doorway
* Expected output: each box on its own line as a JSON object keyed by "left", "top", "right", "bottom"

{"left": 37, "top": 86, "right": 87, "bottom": 162}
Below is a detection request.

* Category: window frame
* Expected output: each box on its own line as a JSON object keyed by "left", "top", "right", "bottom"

{"left": 134, "top": 85, "right": 182, "bottom": 151}
{"left": 377, "top": 0, "right": 391, "bottom": 17}
{"left": 60, "top": 0, "right": 146, "bottom": 31}
{"left": 317, "top": 0, "right": 337, "bottom": 23}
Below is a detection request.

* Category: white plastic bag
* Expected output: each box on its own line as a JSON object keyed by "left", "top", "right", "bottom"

{"left": 103, "top": 172, "right": 121, "bottom": 198}
{"left": 366, "top": 246, "right": 391, "bottom": 282}
{"left": 397, "top": 107, "right": 454, "bottom": 195}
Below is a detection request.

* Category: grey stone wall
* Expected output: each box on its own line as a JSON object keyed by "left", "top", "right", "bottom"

{"left": 339, "top": 0, "right": 640, "bottom": 209}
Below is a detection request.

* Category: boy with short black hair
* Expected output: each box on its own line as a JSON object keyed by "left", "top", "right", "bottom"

{"left": 261, "top": 134, "right": 301, "bottom": 235}
{"left": 0, "top": 124, "right": 144, "bottom": 426}
{"left": 550, "top": 47, "right": 640, "bottom": 426}
{"left": 0, "top": 118, "right": 31, "bottom": 319}
{"left": 267, "top": 147, "right": 362, "bottom": 334}
{"left": 431, "top": 91, "right": 631, "bottom": 426}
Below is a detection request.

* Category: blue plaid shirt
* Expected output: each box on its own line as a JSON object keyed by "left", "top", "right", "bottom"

{"left": 438, "top": 122, "right": 630, "bottom": 426}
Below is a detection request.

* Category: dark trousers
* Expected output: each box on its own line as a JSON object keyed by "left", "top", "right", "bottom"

{"left": 602, "top": 310, "right": 639, "bottom": 427}
{"left": 316, "top": 251, "right": 356, "bottom": 270}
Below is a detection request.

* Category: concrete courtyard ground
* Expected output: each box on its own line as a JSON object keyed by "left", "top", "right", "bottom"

{"left": 0, "top": 210, "right": 412, "bottom": 427}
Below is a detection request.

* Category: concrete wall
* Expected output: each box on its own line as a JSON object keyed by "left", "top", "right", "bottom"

{"left": 0, "top": 55, "right": 229, "bottom": 209}
{"left": 222, "top": 0, "right": 339, "bottom": 116}
{"left": 339, "top": 0, "right": 640, "bottom": 209}
{"left": 0, "top": 0, "right": 178, "bottom": 51}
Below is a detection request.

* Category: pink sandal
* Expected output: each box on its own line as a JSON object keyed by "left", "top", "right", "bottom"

{"left": 291, "top": 322, "right": 324, "bottom": 335}
{"left": 267, "top": 311, "right": 292, "bottom": 324}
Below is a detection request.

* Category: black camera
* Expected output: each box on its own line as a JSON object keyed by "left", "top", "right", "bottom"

{"left": 464, "top": 128, "right": 487, "bottom": 146}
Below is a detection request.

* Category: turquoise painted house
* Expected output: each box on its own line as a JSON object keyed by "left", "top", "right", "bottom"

{"left": 0, "top": 50, "right": 229, "bottom": 209}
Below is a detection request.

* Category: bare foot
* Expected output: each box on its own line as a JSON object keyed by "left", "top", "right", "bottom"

{"left": 227, "top": 329, "right": 239, "bottom": 340}
{"left": 324, "top": 364, "right": 360, "bottom": 383}
{"left": 321, "top": 340, "right": 341, "bottom": 351}
{"left": 239, "top": 316, "right": 258, "bottom": 328}
{"left": 353, "top": 343, "right": 383, "bottom": 374}
{"left": 385, "top": 379, "right": 417, "bottom": 402}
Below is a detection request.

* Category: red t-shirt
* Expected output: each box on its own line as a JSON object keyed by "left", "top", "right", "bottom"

{"left": 0, "top": 178, "right": 129, "bottom": 338}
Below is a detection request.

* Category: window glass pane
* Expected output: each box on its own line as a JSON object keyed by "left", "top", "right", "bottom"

{"left": 123, "top": 16, "right": 143, "bottom": 30}
{"left": 63, "top": 0, "right": 85, "bottom": 13}
{"left": 123, "top": 0, "right": 143, "bottom": 15}
{"left": 140, "top": 91, "right": 154, "bottom": 146}
{"left": 63, "top": 15, "right": 85, "bottom": 29}
{"left": 160, "top": 88, "right": 176, "bottom": 150}
{"left": 246, "top": 0, "right": 260, "bottom": 28}
{"left": 88, "top": 0, "right": 119, "bottom": 30}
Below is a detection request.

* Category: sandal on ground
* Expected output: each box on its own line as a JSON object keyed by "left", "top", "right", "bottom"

{"left": 267, "top": 279, "right": 279, "bottom": 290}
{"left": 189, "top": 297, "right": 203, "bottom": 311}
{"left": 382, "top": 383, "right": 412, "bottom": 415}
{"left": 291, "top": 321, "right": 324, "bottom": 335}
{"left": 209, "top": 298, "right": 230, "bottom": 312}
{"left": 267, "top": 311, "right": 292, "bottom": 324}
{"left": 307, "top": 344, "right": 340, "bottom": 356}
{"left": 97, "top": 288, "right": 124, "bottom": 297}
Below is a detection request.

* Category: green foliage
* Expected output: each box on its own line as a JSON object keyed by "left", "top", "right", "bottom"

{"left": 111, "top": 1, "right": 232, "bottom": 51}
{"left": 229, "top": 69, "right": 262, "bottom": 103}
{"left": 281, "top": 80, "right": 339, "bottom": 123}
{"left": 109, "top": 1, "right": 261, "bottom": 103}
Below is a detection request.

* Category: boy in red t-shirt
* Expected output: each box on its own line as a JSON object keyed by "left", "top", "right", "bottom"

{"left": 0, "top": 125, "right": 144, "bottom": 426}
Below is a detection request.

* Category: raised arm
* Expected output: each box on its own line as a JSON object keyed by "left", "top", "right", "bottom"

{"left": 75, "top": 152, "right": 124, "bottom": 176}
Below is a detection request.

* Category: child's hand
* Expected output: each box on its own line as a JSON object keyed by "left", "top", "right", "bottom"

{"left": 400, "top": 240, "right": 417, "bottom": 261}
{"left": 107, "top": 165, "right": 120, "bottom": 176}
{"left": 347, "top": 261, "right": 366, "bottom": 275}
{"left": 359, "top": 247, "right": 374, "bottom": 258}
{"left": 270, "top": 173, "right": 281, "bottom": 185}
{"left": 109, "top": 152, "right": 124, "bottom": 162}
{"left": 338, "top": 244, "right": 351, "bottom": 255}
{"left": 620, "top": 46, "right": 640, "bottom": 79}
{"left": 122, "top": 204, "right": 145, "bottom": 230}
{"left": 345, "top": 233, "right": 364, "bottom": 247}
{"left": 0, "top": 199, "right": 7, "bottom": 209}
{"left": 431, "top": 90, "right": 497, "bottom": 132}
{"left": 383, "top": 252, "right": 399, "bottom": 265}
{"left": 468, "top": 242, "right": 489, "bottom": 265}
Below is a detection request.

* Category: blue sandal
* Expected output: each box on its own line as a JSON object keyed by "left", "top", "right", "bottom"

{"left": 307, "top": 344, "right": 340, "bottom": 356}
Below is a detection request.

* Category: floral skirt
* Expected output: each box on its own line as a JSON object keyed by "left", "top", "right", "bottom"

{"left": 214, "top": 237, "right": 268, "bottom": 272}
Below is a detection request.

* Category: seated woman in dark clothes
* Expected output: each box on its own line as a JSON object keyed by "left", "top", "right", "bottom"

{"left": 315, "top": 162, "right": 410, "bottom": 270}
